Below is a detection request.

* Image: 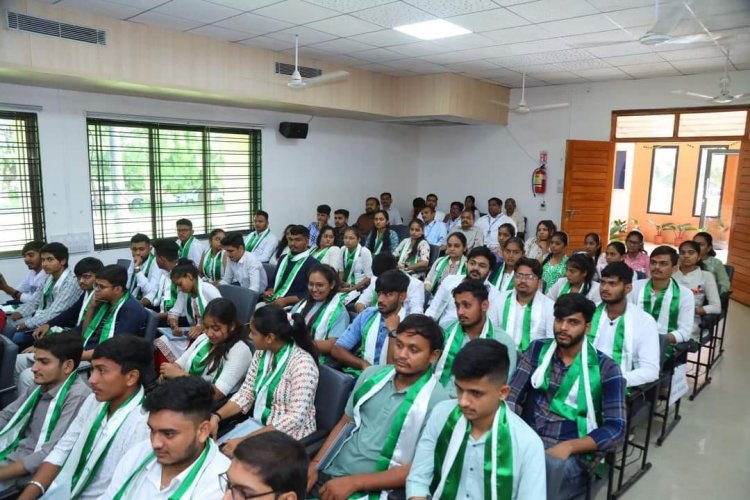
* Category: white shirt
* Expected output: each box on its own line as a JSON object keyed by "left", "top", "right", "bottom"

{"left": 426, "top": 275, "right": 503, "bottom": 328}
{"left": 45, "top": 393, "right": 149, "bottom": 500}
{"left": 144, "top": 268, "right": 169, "bottom": 308}
{"left": 220, "top": 251, "right": 267, "bottom": 293}
{"left": 105, "top": 438, "right": 230, "bottom": 499}
{"left": 176, "top": 238, "right": 206, "bottom": 267}
{"left": 385, "top": 207, "right": 403, "bottom": 225}
{"left": 244, "top": 230, "right": 279, "bottom": 263}
{"left": 341, "top": 246, "right": 373, "bottom": 285}
{"left": 444, "top": 217, "right": 462, "bottom": 233}
{"left": 629, "top": 279, "right": 694, "bottom": 343}
{"left": 418, "top": 209, "right": 446, "bottom": 223}
{"left": 476, "top": 213, "right": 517, "bottom": 242}
{"left": 317, "top": 246, "right": 343, "bottom": 272}
{"left": 168, "top": 281, "right": 223, "bottom": 325}
{"left": 496, "top": 289, "right": 555, "bottom": 347}
{"left": 674, "top": 267, "right": 721, "bottom": 339}
{"left": 357, "top": 275, "right": 425, "bottom": 315}
{"left": 546, "top": 277, "right": 601, "bottom": 305}
{"left": 175, "top": 336, "right": 252, "bottom": 396}
{"left": 126, "top": 259, "right": 161, "bottom": 298}
{"left": 17, "top": 269, "right": 47, "bottom": 303}
{"left": 591, "top": 305, "right": 660, "bottom": 388}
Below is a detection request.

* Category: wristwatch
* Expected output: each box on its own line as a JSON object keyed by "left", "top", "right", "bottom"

{"left": 134, "top": 265, "right": 142, "bottom": 273}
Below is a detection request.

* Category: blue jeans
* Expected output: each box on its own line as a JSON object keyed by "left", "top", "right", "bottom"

{"left": 11, "top": 329, "right": 34, "bottom": 351}
{"left": 546, "top": 454, "right": 587, "bottom": 500}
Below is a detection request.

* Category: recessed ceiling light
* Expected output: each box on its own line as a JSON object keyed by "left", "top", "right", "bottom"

{"left": 393, "top": 19, "right": 471, "bottom": 41}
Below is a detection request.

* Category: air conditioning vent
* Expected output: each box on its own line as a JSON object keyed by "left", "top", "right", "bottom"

{"left": 6, "top": 11, "right": 106, "bottom": 45}
{"left": 275, "top": 62, "right": 321, "bottom": 79}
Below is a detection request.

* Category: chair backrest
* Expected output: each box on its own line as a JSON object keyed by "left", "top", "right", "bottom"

{"left": 218, "top": 285, "right": 259, "bottom": 327}
{"left": 392, "top": 224, "right": 409, "bottom": 241}
{"left": 725, "top": 264, "right": 734, "bottom": 284}
{"left": 144, "top": 309, "right": 159, "bottom": 342}
{"left": 315, "top": 365, "right": 355, "bottom": 432}
{"left": 658, "top": 333, "right": 669, "bottom": 372}
{"left": 0, "top": 335, "right": 19, "bottom": 406}
{"left": 263, "top": 263, "right": 277, "bottom": 288}
{"left": 116, "top": 258, "right": 131, "bottom": 270}
{"left": 428, "top": 244, "right": 441, "bottom": 267}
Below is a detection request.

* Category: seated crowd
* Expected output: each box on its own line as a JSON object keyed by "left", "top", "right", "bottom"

{"left": 0, "top": 192, "right": 729, "bottom": 500}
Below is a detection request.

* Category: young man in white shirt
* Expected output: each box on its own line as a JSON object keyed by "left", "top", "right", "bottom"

{"left": 443, "top": 201, "right": 463, "bottom": 233}
{"left": 477, "top": 197, "right": 516, "bottom": 253}
{"left": 356, "top": 253, "right": 424, "bottom": 315}
{"left": 0, "top": 241, "right": 46, "bottom": 304}
{"left": 422, "top": 193, "right": 445, "bottom": 222}
{"left": 220, "top": 232, "right": 267, "bottom": 294}
{"left": 175, "top": 218, "right": 206, "bottom": 266}
{"left": 244, "top": 210, "right": 278, "bottom": 263}
{"left": 142, "top": 239, "right": 179, "bottom": 319}
{"left": 127, "top": 233, "right": 160, "bottom": 302}
{"left": 106, "top": 377, "right": 229, "bottom": 499}
{"left": 380, "top": 192, "right": 403, "bottom": 225}
{"left": 17, "top": 335, "right": 152, "bottom": 500}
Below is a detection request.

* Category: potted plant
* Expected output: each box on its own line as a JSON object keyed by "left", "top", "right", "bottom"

{"left": 609, "top": 219, "right": 628, "bottom": 241}
{"left": 648, "top": 220, "right": 674, "bottom": 245}
{"left": 673, "top": 223, "right": 697, "bottom": 247}
{"left": 630, "top": 218, "right": 640, "bottom": 232}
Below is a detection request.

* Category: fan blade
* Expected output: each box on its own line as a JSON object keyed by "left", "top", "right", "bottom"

{"left": 569, "top": 40, "right": 631, "bottom": 48}
{"left": 672, "top": 89, "right": 713, "bottom": 99}
{"left": 662, "top": 33, "right": 716, "bottom": 45}
{"left": 732, "top": 93, "right": 748, "bottom": 100}
{"left": 648, "top": 0, "right": 689, "bottom": 36}
{"left": 529, "top": 102, "right": 570, "bottom": 112}
{"left": 305, "top": 71, "right": 350, "bottom": 86}
{"left": 489, "top": 100, "right": 511, "bottom": 108}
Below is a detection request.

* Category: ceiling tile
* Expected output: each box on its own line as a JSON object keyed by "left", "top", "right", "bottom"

{"left": 504, "top": 39, "right": 578, "bottom": 55}
{"left": 431, "top": 33, "right": 499, "bottom": 51}
{"left": 309, "top": 37, "right": 375, "bottom": 53}
{"left": 655, "top": 46, "right": 726, "bottom": 61}
{"left": 507, "top": 0, "right": 599, "bottom": 23}
{"left": 290, "top": 46, "right": 338, "bottom": 59}
{"left": 252, "top": 0, "right": 340, "bottom": 24}
{"left": 620, "top": 61, "right": 681, "bottom": 77}
{"left": 446, "top": 8, "right": 529, "bottom": 33}
{"left": 603, "top": 6, "right": 655, "bottom": 29}
{"left": 403, "top": 0, "right": 499, "bottom": 17}
{"left": 670, "top": 57, "right": 730, "bottom": 74}
{"left": 537, "top": 14, "right": 620, "bottom": 37}
{"left": 585, "top": 41, "right": 654, "bottom": 57}
{"left": 446, "top": 59, "right": 501, "bottom": 72}
{"left": 129, "top": 11, "right": 205, "bottom": 31}
{"left": 303, "top": 0, "right": 394, "bottom": 14}
{"left": 449, "top": 45, "right": 515, "bottom": 60}
{"left": 585, "top": 0, "right": 653, "bottom": 11}
{"left": 554, "top": 58, "right": 612, "bottom": 71}
{"left": 353, "top": 62, "right": 400, "bottom": 73}
{"left": 468, "top": 67, "right": 522, "bottom": 79}
{"left": 58, "top": 0, "right": 143, "bottom": 19}
{"left": 351, "top": 47, "right": 405, "bottom": 62}
{"left": 239, "top": 35, "right": 294, "bottom": 51}
{"left": 562, "top": 28, "right": 636, "bottom": 47}
{"left": 387, "top": 41, "right": 447, "bottom": 57}
{"left": 384, "top": 58, "right": 451, "bottom": 73}
{"left": 602, "top": 52, "right": 664, "bottom": 65}
{"left": 214, "top": 12, "right": 293, "bottom": 34}
{"left": 482, "top": 24, "right": 555, "bottom": 44}
{"left": 526, "top": 71, "right": 585, "bottom": 84}
{"left": 188, "top": 24, "right": 252, "bottom": 41}
{"left": 493, "top": 0, "right": 540, "bottom": 6}
{"left": 316, "top": 54, "right": 365, "bottom": 66}
{"left": 305, "top": 15, "right": 382, "bottom": 37}
{"left": 352, "top": 3, "right": 435, "bottom": 28}
{"left": 207, "top": 0, "right": 281, "bottom": 9}
{"left": 99, "top": 0, "right": 171, "bottom": 9}
{"left": 152, "top": 0, "right": 242, "bottom": 23}
{"left": 572, "top": 66, "right": 632, "bottom": 80}
{"left": 349, "top": 29, "right": 419, "bottom": 47}
{"left": 266, "top": 26, "right": 338, "bottom": 44}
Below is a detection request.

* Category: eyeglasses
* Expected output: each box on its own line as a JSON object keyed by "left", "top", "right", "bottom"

{"left": 93, "top": 283, "right": 113, "bottom": 291}
{"left": 514, "top": 273, "right": 539, "bottom": 281}
{"left": 218, "top": 473, "right": 277, "bottom": 500}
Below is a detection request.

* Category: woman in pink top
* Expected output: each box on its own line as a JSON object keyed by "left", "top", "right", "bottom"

{"left": 623, "top": 230, "right": 650, "bottom": 278}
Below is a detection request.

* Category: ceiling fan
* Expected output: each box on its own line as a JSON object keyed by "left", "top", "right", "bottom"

{"left": 286, "top": 34, "right": 349, "bottom": 89}
{"left": 672, "top": 52, "right": 749, "bottom": 104}
{"left": 492, "top": 73, "right": 569, "bottom": 114}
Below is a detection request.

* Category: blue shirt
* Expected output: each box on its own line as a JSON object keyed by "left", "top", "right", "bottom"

{"left": 422, "top": 220, "right": 447, "bottom": 246}
{"left": 83, "top": 296, "right": 149, "bottom": 349}
{"left": 335, "top": 307, "right": 388, "bottom": 364}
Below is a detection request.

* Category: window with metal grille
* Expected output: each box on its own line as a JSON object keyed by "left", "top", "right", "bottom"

{"left": 87, "top": 119, "right": 261, "bottom": 250}
{"left": 0, "top": 111, "right": 45, "bottom": 257}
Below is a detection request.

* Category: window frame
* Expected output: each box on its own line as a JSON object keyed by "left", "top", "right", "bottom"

{"left": 692, "top": 145, "right": 728, "bottom": 219}
{"left": 612, "top": 105, "right": 750, "bottom": 142}
{"left": 646, "top": 145, "right": 679, "bottom": 215}
{"left": 87, "top": 118, "right": 262, "bottom": 250}
{"left": 0, "top": 110, "right": 46, "bottom": 258}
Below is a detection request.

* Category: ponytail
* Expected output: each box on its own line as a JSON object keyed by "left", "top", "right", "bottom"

{"left": 252, "top": 305, "right": 319, "bottom": 364}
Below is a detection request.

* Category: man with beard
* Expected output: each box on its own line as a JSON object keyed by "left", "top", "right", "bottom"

{"left": 496, "top": 257, "right": 555, "bottom": 354}
{"left": 355, "top": 197, "right": 380, "bottom": 239}
{"left": 332, "top": 209, "right": 350, "bottom": 247}
{"left": 0, "top": 241, "right": 47, "bottom": 303}
{"left": 332, "top": 269, "right": 409, "bottom": 373}
{"left": 507, "top": 293, "right": 626, "bottom": 500}
{"left": 425, "top": 246, "right": 501, "bottom": 328}
{"left": 308, "top": 314, "right": 448, "bottom": 499}
{"left": 433, "top": 279, "right": 517, "bottom": 397}
{"left": 590, "top": 263, "right": 659, "bottom": 387}
{"left": 448, "top": 208, "right": 484, "bottom": 250}
{"left": 105, "top": 377, "right": 229, "bottom": 498}
{"left": 407, "top": 339, "right": 545, "bottom": 499}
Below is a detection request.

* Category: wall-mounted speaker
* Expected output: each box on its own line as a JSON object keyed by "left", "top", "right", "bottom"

{"left": 279, "top": 122, "right": 309, "bottom": 139}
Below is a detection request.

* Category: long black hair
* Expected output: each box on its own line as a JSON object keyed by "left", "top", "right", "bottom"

{"left": 542, "top": 231, "right": 569, "bottom": 266}
{"left": 407, "top": 219, "right": 426, "bottom": 262}
{"left": 566, "top": 253, "right": 595, "bottom": 295}
{"left": 300, "top": 264, "right": 340, "bottom": 333}
{"left": 275, "top": 224, "right": 295, "bottom": 261}
{"left": 584, "top": 232, "right": 602, "bottom": 263}
{"left": 679, "top": 240, "right": 706, "bottom": 271}
{"left": 252, "top": 305, "right": 318, "bottom": 363}
{"left": 170, "top": 258, "right": 199, "bottom": 279}
{"left": 366, "top": 210, "right": 393, "bottom": 254}
{"left": 202, "top": 298, "right": 245, "bottom": 375}
{"left": 693, "top": 231, "right": 717, "bottom": 257}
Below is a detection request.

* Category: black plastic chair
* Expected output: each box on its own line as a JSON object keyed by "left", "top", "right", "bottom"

{"left": 0, "top": 335, "right": 18, "bottom": 408}
{"left": 143, "top": 308, "right": 159, "bottom": 343}
{"left": 218, "top": 285, "right": 258, "bottom": 334}
{"left": 713, "top": 264, "right": 734, "bottom": 363}
{"left": 116, "top": 258, "right": 131, "bottom": 270}
{"left": 428, "top": 244, "right": 441, "bottom": 268}
{"left": 263, "top": 263, "right": 277, "bottom": 289}
{"left": 391, "top": 224, "right": 409, "bottom": 241}
{"left": 654, "top": 336, "right": 688, "bottom": 446}
{"left": 686, "top": 314, "right": 718, "bottom": 400}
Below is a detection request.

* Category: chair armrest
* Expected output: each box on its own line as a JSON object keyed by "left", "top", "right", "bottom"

{"left": 299, "top": 429, "right": 329, "bottom": 447}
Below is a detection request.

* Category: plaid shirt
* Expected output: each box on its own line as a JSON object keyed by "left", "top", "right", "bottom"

{"left": 507, "top": 339, "right": 626, "bottom": 470}
{"left": 15, "top": 270, "right": 82, "bottom": 329}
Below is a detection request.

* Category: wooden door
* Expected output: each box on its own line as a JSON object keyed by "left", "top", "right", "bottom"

{"left": 727, "top": 140, "right": 750, "bottom": 306}
{"left": 561, "top": 140, "right": 615, "bottom": 249}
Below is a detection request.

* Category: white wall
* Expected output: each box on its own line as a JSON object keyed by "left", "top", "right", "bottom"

{"left": 0, "top": 82, "right": 418, "bottom": 285}
{"left": 415, "top": 70, "right": 750, "bottom": 242}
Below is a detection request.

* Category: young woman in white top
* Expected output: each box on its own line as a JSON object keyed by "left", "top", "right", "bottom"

{"left": 339, "top": 227, "right": 373, "bottom": 304}
{"left": 525, "top": 219, "right": 556, "bottom": 262}
{"left": 270, "top": 224, "right": 294, "bottom": 266}
{"left": 311, "top": 225, "right": 342, "bottom": 273}
{"left": 424, "top": 232, "right": 467, "bottom": 293}
{"left": 464, "top": 195, "right": 481, "bottom": 222}
{"left": 198, "top": 228, "right": 227, "bottom": 285}
{"left": 674, "top": 240, "right": 721, "bottom": 339}
{"left": 161, "top": 297, "right": 251, "bottom": 400}
{"left": 583, "top": 232, "right": 607, "bottom": 281}
{"left": 490, "top": 236, "right": 525, "bottom": 292}
{"left": 546, "top": 253, "right": 601, "bottom": 304}
{"left": 393, "top": 219, "right": 431, "bottom": 277}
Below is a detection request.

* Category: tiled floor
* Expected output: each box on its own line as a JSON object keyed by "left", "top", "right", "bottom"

{"left": 596, "top": 300, "right": 750, "bottom": 499}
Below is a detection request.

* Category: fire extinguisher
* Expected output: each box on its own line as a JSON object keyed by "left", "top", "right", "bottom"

{"left": 532, "top": 163, "right": 546, "bottom": 196}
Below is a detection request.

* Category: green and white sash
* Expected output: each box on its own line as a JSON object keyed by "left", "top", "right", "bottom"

{"left": 183, "top": 334, "right": 222, "bottom": 382}
{"left": 297, "top": 294, "right": 347, "bottom": 340}
{"left": 362, "top": 308, "right": 406, "bottom": 365}
{"left": 154, "top": 273, "right": 178, "bottom": 311}
{"left": 490, "top": 264, "right": 514, "bottom": 292}
{"left": 40, "top": 269, "right": 71, "bottom": 311}
{"left": 129, "top": 254, "right": 155, "bottom": 298}
{"left": 47, "top": 387, "right": 144, "bottom": 499}
{"left": 430, "top": 403, "right": 513, "bottom": 500}
{"left": 245, "top": 229, "right": 270, "bottom": 253}
{"left": 531, "top": 340, "right": 602, "bottom": 438}
{"left": 640, "top": 279, "right": 680, "bottom": 335}
{"left": 397, "top": 240, "right": 418, "bottom": 265}
{"left": 113, "top": 438, "right": 217, "bottom": 500}
{"left": 349, "top": 367, "right": 438, "bottom": 500}
{"left": 178, "top": 236, "right": 196, "bottom": 260}
{"left": 342, "top": 245, "right": 362, "bottom": 286}
{"left": 430, "top": 256, "right": 467, "bottom": 293}
{"left": 185, "top": 281, "right": 214, "bottom": 326}
{"left": 0, "top": 372, "right": 78, "bottom": 459}
{"left": 82, "top": 293, "right": 130, "bottom": 346}
{"left": 588, "top": 304, "right": 634, "bottom": 375}
{"left": 252, "top": 343, "right": 294, "bottom": 424}
{"left": 270, "top": 249, "right": 311, "bottom": 301}
{"left": 434, "top": 320, "right": 496, "bottom": 386}
{"left": 75, "top": 291, "right": 96, "bottom": 328}
{"left": 500, "top": 291, "right": 542, "bottom": 352}
{"left": 202, "top": 249, "right": 223, "bottom": 282}
{"left": 374, "top": 233, "right": 384, "bottom": 254}
{"left": 312, "top": 246, "right": 331, "bottom": 262}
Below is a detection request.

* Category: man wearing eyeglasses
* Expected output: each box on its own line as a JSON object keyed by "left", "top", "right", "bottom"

{"left": 495, "top": 257, "right": 555, "bottom": 353}
{"left": 220, "top": 430, "right": 307, "bottom": 500}
{"left": 106, "top": 376, "right": 229, "bottom": 499}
